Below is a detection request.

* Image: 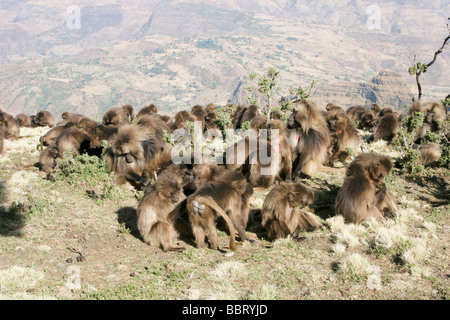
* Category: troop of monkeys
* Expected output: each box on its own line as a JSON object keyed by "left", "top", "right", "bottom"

{"left": 0, "top": 99, "right": 447, "bottom": 252}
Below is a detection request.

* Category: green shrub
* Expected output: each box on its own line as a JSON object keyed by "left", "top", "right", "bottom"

{"left": 392, "top": 112, "right": 425, "bottom": 175}
{"left": 54, "top": 150, "right": 127, "bottom": 204}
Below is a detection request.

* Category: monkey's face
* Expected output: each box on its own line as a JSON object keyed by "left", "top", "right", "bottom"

{"left": 182, "top": 170, "right": 195, "bottom": 185}
{"left": 425, "top": 111, "right": 434, "bottom": 124}
{"left": 113, "top": 144, "right": 136, "bottom": 164}
{"left": 167, "top": 186, "right": 182, "bottom": 203}
{"left": 368, "top": 163, "right": 386, "bottom": 184}
{"left": 156, "top": 179, "right": 182, "bottom": 203}
{"left": 361, "top": 113, "right": 374, "bottom": 128}
{"left": 287, "top": 105, "right": 307, "bottom": 130}
{"left": 170, "top": 190, "right": 180, "bottom": 203}
{"left": 191, "top": 167, "right": 205, "bottom": 189}
{"left": 251, "top": 118, "right": 267, "bottom": 132}
{"left": 288, "top": 192, "right": 314, "bottom": 208}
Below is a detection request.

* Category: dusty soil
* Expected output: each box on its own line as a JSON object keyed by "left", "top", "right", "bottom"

{"left": 0, "top": 127, "right": 448, "bottom": 301}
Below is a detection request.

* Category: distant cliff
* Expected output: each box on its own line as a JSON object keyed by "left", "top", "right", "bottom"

{"left": 314, "top": 70, "right": 415, "bottom": 109}
{"left": 228, "top": 70, "right": 415, "bottom": 110}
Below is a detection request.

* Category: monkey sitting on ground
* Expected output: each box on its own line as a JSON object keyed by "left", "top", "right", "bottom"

{"left": 409, "top": 101, "right": 448, "bottom": 143}
{"left": 287, "top": 100, "right": 331, "bottom": 177}
{"left": 168, "top": 110, "right": 197, "bottom": 131}
{"left": 39, "top": 122, "right": 75, "bottom": 151}
{"left": 233, "top": 104, "right": 259, "bottom": 130}
{"left": 36, "top": 145, "right": 59, "bottom": 173}
{"left": 358, "top": 110, "right": 376, "bottom": 131}
{"left": 56, "top": 127, "right": 102, "bottom": 158}
{"left": 102, "top": 105, "right": 134, "bottom": 126}
{"left": 346, "top": 106, "right": 366, "bottom": 122}
{"left": 368, "top": 108, "right": 399, "bottom": 142}
{"left": 15, "top": 114, "right": 31, "bottom": 127}
{"left": 60, "top": 112, "right": 85, "bottom": 125}
{"left": 347, "top": 153, "right": 397, "bottom": 215}
{"left": 327, "top": 112, "right": 360, "bottom": 164}
{"left": 0, "top": 111, "right": 20, "bottom": 140}
{"left": 417, "top": 143, "right": 442, "bottom": 164}
{"left": 33, "top": 110, "right": 55, "bottom": 128}
{"left": 136, "top": 103, "right": 158, "bottom": 119}
{"left": 77, "top": 117, "right": 100, "bottom": 137}
{"left": 335, "top": 153, "right": 396, "bottom": 223}
{"left": 186, "top": 170, "right": 252, "bottom": 251}
{"left": 136, "top": 172, "right": 187, "bottom": 252}
{"left": 94, "top": 124, "right": 119, "bottom": 143}
{"left": 261, "top": 181, "right": 321, "bottom": 241}
{"left": 104, "top": 124, "right": 173, "bottom": 188}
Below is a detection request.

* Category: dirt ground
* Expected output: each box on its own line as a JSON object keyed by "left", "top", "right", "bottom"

{"left": 0, "top": 127, "right": 448, "bottom": 301}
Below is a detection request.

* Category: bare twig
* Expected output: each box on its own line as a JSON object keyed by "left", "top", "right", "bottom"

{"left": 412, "top": 24, "right": 450, "bottom": 100}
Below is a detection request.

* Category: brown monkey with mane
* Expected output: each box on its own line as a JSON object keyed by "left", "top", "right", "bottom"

{"left": 327, "top": 112, "right": 360, "bottom": 164}
{"left": 94, "top": 124, "right": 119, "bottom": 143}
{"left": 36, "top": 145, "right": 59, "bottom": 173}
{"left": 418, "top": 143, "right": 442, "bottom": 164}
{"left": 15, "top": 114, "right": 31, "bottom": 127}
{"left": 369, "top": 108, "right": 399, "bottom": 142}
{"left": 34, "top": 110, "right": 55, "bottom": 128}
{"left": 103, "top": 105, "right": 134, "bottom": 126}
{"left": 406, "top": 101, "right": 447, "bottom": 143}
{"left": 136, "top": 103, "right": 158, "bottom": 119}
{"left": 104, "top": 123, "right": 173, "bottom": 188}
{"left": 335, "top": 153, "right": 396, "bottom": 223}
{"left": 56, "top": 126, "right": 102, "bottom": 158}
{"left": 60, "top": 112, "right": 85, "bottom": 125}
{"left": 0, "top": 111, "right": 20, "bottom": 140}
{"left": 261, "top": 181, "right": 321, "bottom": 241}
{"left": 39, "top": 121, "right": 75, "bottom": 151}
{"left": 287, "top": 100, "right": 331, "bottom": 177}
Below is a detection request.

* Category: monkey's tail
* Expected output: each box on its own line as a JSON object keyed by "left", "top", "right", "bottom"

{"left": 39, "top": 136, "right": 45, "bottom": 151}
{"left": 193, "top": 195, "right": 238, "bottom": 252}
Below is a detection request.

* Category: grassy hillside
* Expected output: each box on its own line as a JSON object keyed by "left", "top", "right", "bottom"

{"left": 0, "top": 126, "right": 448, "bottom": 300}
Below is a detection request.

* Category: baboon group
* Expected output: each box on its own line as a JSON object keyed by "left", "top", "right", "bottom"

{"left": 0, "top": 98, "right": 447, "bottom": 252}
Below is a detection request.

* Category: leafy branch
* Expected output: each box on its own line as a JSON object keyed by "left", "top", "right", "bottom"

{"left": 247, "top": 67, "right": 281, "bottom": 119}
{"left": 409, "top": 20, "right": 450, "bottom": 100}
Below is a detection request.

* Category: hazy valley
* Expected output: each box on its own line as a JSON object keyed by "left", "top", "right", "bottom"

{"left": 0, "top": 0, "right": 449, "bottom": 118}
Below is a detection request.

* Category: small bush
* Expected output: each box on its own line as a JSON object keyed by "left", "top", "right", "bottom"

{"left": 392, "top": 112, "right": 425, "bottom": 175}
{"left": 54, "top": 151, "right": 127, "bottom": 204}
